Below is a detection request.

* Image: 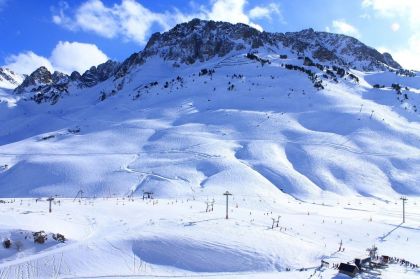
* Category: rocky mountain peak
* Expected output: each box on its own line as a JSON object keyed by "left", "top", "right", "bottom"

{"left": 0, "top": 67, "right": 23, "bottom": 89}
{"left": 14, "top": 19, "right": 405, "bottom": 104}
{"left": 14, "top": 60, "right": 119, "bottom": 103}
{"left": 79, "top": 60, "right": 120, "bottom": 87}
{"left": 278, "top": 29, "right": 401, "bottom": 70}
{"left": 139, "top": 18, "right": 401, "bottom": 71}
{"left": 15, "top": 66, "right": 52, "bottom": 93}
{"left": 141, "top": 18, "right": 265, "bottom": 64}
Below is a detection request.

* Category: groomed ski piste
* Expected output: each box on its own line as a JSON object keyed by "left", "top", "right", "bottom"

{"left": 1, "top": 51, "right": 420, "bottom": 278}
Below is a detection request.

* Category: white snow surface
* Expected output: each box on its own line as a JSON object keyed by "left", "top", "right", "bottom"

{"left": 0, "top": 68, "right": 23, "bottom": 90}
{"left": 0, "top": 53, "right": 420, "bottom": 278}
{"left": 0, "top": 196, "right": 419, "bottom": 278}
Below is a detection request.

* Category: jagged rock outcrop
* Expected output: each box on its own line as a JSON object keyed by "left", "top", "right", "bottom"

{"left": 15, "top": 66, "right": 52, "bottom": 93}
{"left": 139, "top": 20, "right": 401, "bottom": 71}
{"left": 278, "top": 28, "right": 401, "bottom": 71}
{"left": 0, "top": 67, "right": 23, "bottom": 89}
{"left": 15, "top": 67, "right": 69, "bottom": 104}
{"left": 79, "top": 60, "right": 120, "bottom": 87}
{"left": 15, "top": 60, "right": 120, "bottom": 103}
{"left": 383, "top": 52, "right": 401, "bottom": 69}
{"left": 141, "top": 18, "right": 271, "bottom": 64}
{"left": 114, "top": 52, "right": 144, "bottom": 79}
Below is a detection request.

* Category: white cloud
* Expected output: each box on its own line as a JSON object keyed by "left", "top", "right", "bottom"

{"left": 116, "top": 0, "right": 170, "bottom": 44}
{"left": 249, "top": 3, "right": 282, "bottom": 21}
{"left": 330, "top": 20, "right": 361, "bottom": 39}
{"left": 50, "top": 41, "right": 108, "bottom": 74}
{"left": 390, "top": 22, "right": 400, "bottom": 32}
{"left": 3, "top": 41, "right": 109, "bottom": 75}
{"left": 52, "top": 0, "right": 284, "bottom": 44}
{"left": 53, "top": 0, "right": 184, "bottom": 44}
{"left": 362, "top": 0, "right": 420, "bottom": 70}
{"left": 377, "top": 46, "right": 390, "bottom": 54}
{"left": 392, "top": 35, "right": 420, "bottom": 70}
{"left": 74, "top": 0, "right": 119, "bottom": 38}
{"left": 205, "top": 0, "right": 263, "bottom": 30}
{"left": 362, "top": 0, "right": 420, "bottom": 28}
{"left": 4, "top": 52, "right": 53, "bottom": 75}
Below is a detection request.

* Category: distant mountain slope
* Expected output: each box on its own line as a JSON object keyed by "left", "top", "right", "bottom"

{"left": 142, "top": 19, "right": 401, "bottom": 70}
{"left": 14, "top": 19, "right": 404, "bottom": 103}
{"left": 0, "top": 19, "right": 419, "bottom": 200}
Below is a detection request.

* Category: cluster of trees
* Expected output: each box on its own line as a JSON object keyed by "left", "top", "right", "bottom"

{"left": 391, "top": 83, "right": 402, "bottom": 93}
{"left": 283, "top": 63, "right": 324, "bottom": 90}
{"left": 231, "top": 74, "right": 244, "bottom": 79}
{"left": 245, "top": 53, "right": 270, "bottom": 66}
{"left": 2, "top": 231, "right": 66, "bottom": 250}
{"left": 332, "top": 66, "right": 346, "bottom": 78}
{"left": 144, "top": 81, "right": 158, "bottom": 88}
{"left": 396, "top": 69, "right": 416, "bottom": 77}
{"left": 99, "top": 88, "right": 117, "bottom": 101}
{"left": 227, "top": 81, "right": 235, "bottom": 91}
{"left": 198, "top": 68, "right": 215, "bottom": 76}
{"left": 303, "top": 57, "right": 360, "bottom": 83}
{"left": 163, "top": 76, "right": 184, "bottom": 89}
{"left": 373, "top": 83, "right": 417, "bottom": 112}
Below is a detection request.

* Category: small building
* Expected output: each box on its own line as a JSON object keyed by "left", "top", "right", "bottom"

{"left": 381, "top": 255, "right": 390, "bottom": 263}
{"left": 355, "top": 257, "right": 371, "bottom": 270}
{"left": 142, "top": 191, "right": 154, "bottom": 200}
{"left": 338, "top": 263, "right": 359, "bottom": 277}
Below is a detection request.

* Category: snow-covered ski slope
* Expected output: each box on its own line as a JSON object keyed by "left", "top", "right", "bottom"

{"left": 1, "top": 47, "right": 420, "bottom": 278}
{"left": 1, "top": 53, "right": 419, "bottom": 200}
{"left": 0, "top": 195, "right": 420, "bottom": 278}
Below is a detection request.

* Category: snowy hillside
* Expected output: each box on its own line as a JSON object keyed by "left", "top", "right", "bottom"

{"left": 1, "top": 18, "right": 420, "bottom": 279}
{"left": 0, "top": 68, "right": 23, "bottom": 90}
{"left": 1, "top": 46, "right": 419, "bottom": 199}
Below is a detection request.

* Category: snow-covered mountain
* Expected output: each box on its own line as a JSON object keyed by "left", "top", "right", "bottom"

{"left": 0, "top": 67, "right": 23, "bottom": 89}
{"left": 1, "top": 19, "right": 419, "bottom": 200}
{"left": 13, "top": 19, "right": 404, "bottom": 103}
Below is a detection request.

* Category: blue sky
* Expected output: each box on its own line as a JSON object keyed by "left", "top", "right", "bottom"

{"left": 1, "top": 0, "right": 419, "bottom": 74}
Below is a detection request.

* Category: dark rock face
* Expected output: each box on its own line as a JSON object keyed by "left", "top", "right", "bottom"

{"left": 141, "top": 19, "right": 273, "bottom": 64}
{"left": 115, "top": 53, "right": 143, "bottom": 79}
{"left": 276, "top": 28, "right": 401, "bottom": 71}
{"left": 80, "top": 60, "right": 120, "bottom": 87}
{"left": 15, "top": 66, "right": 52, "bottom": 93}
{"left": 116, "top": 19, "right": 401, "bottom": 74}
{"left": 70, "top": 71, "right": 81, "bottom": 81}
{"left": 15, "top": 60, "right": 120, "bottom": 103}
{"left": 52, "top": 71, "right": 69, "bottom": 85}
{"left": 382, "top": 52, "right": 401, "bottom": 69}
{"left": 15, "top": 67, "right": 69, "bottom": 104}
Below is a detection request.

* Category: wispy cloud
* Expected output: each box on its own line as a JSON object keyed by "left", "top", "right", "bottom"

{"left": 4, "top": 52, "right": 54, "bottom": 75}
{"left": 249, "top": 3, "right": 284, "bottom": 23}
{"left": 392, "top": 34, "right": 420, "bottom": 71}
{"left": 362, "top": 0, "right": 420, "bottom": 70}
{"left": 330, "top": 19, "right": 361, "bottom": 39}
{"left": 4, "top": 41, "right": 109, "bottom": 75}
{"left": 52, "top": 0, "right": 284, "bottom": 45}
{"left": 362, "top": 0, "right": 420, "bottom": 28}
